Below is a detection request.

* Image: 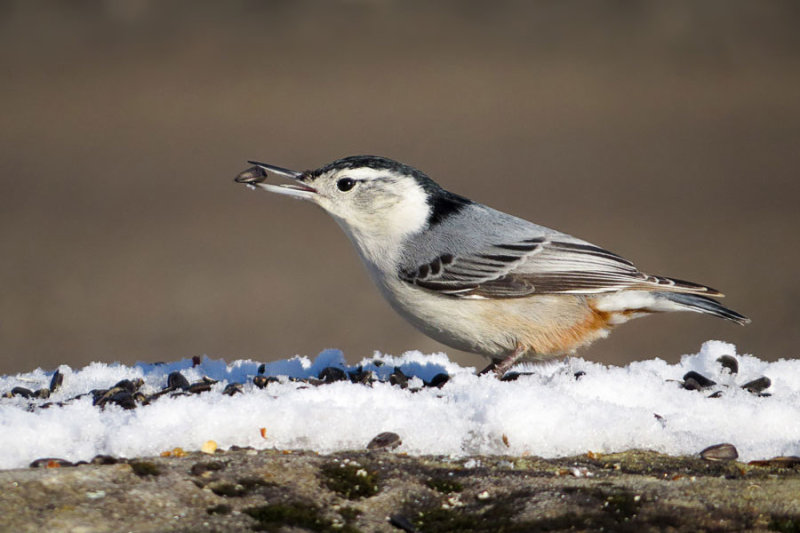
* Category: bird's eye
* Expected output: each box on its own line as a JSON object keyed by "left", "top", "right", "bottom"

{"left": 337, "top": 178, "right": 356, "bottom": 192}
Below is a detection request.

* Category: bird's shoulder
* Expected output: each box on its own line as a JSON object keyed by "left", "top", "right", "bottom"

{"left": 399, "top": 201, "right": 569, "bottom": 268}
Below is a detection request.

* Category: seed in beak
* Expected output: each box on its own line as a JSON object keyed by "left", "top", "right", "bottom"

{"left": 234, "top": 166, "right": 268, "bottom": 185}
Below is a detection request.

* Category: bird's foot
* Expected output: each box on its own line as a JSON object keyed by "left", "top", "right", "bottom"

{"left": 478, "top": 345, "right": 526, "bottom": 379}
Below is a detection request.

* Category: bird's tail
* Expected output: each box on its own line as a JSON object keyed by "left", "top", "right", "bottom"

{"left": 657, "top": 292, "right": 750, "bottom": 325}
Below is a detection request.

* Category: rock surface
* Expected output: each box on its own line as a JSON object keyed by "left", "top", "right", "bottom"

{"left": 2, "top": 449, "right": 799, "bottom": 532}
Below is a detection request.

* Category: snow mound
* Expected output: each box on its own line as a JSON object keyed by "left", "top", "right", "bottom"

{"left": 1, "top": 341, "right": 798, "bottom": 469}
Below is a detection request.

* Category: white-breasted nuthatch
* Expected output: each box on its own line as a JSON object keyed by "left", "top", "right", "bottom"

{"left": 235, "top": 155, "right": 748, "bottom": 376}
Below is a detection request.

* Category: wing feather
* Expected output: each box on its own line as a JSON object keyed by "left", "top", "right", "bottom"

{"left": 398, "top": 236, "right": 721, "bottom": 299}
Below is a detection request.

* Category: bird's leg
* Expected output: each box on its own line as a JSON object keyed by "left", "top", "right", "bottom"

{"left": 494, "top": 344, "right": 527, "bottom": 377}
{"left": 478, "top": 344, "right": 526, "bottom": 378}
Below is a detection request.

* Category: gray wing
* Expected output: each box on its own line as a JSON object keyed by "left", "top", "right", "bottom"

{"left": 398, "top": 229, "right": 720, "bottom": 299}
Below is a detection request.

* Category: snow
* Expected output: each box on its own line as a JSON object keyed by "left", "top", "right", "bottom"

{"left": 0, "top": 340, "right": 798, "bottom": 470}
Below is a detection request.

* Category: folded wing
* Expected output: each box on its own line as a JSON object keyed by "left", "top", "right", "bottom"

{"left": 398, "top": 236, "right": 722, "bottom": 299}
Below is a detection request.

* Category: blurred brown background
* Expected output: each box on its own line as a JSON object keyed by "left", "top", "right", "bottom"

{"left": 1, "top": 1, "right": 798, "bottom": 374}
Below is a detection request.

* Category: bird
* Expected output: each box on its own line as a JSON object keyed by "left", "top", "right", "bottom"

{"left": 234, "top": 155, "right": 748, "bottom": 376}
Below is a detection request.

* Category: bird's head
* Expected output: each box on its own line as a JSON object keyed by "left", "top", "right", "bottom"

{"left": 236, "top": 156, "right": 464, "bottom": 257}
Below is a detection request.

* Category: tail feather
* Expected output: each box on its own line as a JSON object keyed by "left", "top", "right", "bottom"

{"left": 659, "top": 292, "right": 750, "bottom": 325}
{"left": 643, "top": 275, "right": 724, "bottom": 297}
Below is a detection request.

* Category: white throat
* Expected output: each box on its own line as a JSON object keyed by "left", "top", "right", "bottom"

{"left": 330, "top": 174, "right": 430, "bottom": 275}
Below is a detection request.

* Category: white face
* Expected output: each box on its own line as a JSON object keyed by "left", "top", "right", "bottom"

{"left": 254, "top": 166, "right": 431, "bottom": 264}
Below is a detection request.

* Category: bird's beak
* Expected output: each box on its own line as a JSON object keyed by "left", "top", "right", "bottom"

{"left": 234, "top": 161, "right": 317, "bottom": 200}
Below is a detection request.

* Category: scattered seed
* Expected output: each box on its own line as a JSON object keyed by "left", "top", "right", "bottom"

{"left": 253, "top": 375, "right": 278, "bottom": 389}
{"left": 716, "top": 355, "right": 738, "bottom": 375}
{"left": 30, "top": 457, "right": 74, "bottom": 468}
{"left": 160, "top": 447, "right": 186, "bottom": 458}
{"left": 700, "top": 443, "right": 739, "bottom": 462}
{"left": 223, "top": 383, "right": 243, "bottom": 396}
{"left": 389, "top": 368, "right": 409, "bottom": 389}
{"left": 187, "top": 382, "right": 213, "bottom": 394}
{"left": 349, "top": 368, "right": 374, "bottom": 385}
{"left": 748, "top": 456, "right": 800, "bottom": 468}
{"left": 741, "top": 376, "right": 771, "bottom": 394}
{"left": 318, "top": 367, "right": 348, "bottom": 383}
{"left": 167, "top": 371, "right": 190, "bottom": 391}
{"left": 93, "top": 388, "right": 137, "bottom": 410}
{"left": 427, "top": 373, "right": 449, "bottom": 388}
{"left": 500, "top": 371, "right": 535, "bottom": 382}
{"left": 91, "top": 455, "right": 119, "bottom": 465}
{"left": 49, "top": 370, "right": 64, "bottom": 392}
{"left": 367, "top": 432, "right": 402, "bottom": 451}
{"left": 107, "top": 390, "right": 136, "bottom": 410}
{"left": 9, "top": 387, "right": 33, "bottom": 399}
{"left": 682, "top": 371, "right": 716, "bottom": 390}
{"left": 113, "top": 379, "right": 141, "bottom": 393}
